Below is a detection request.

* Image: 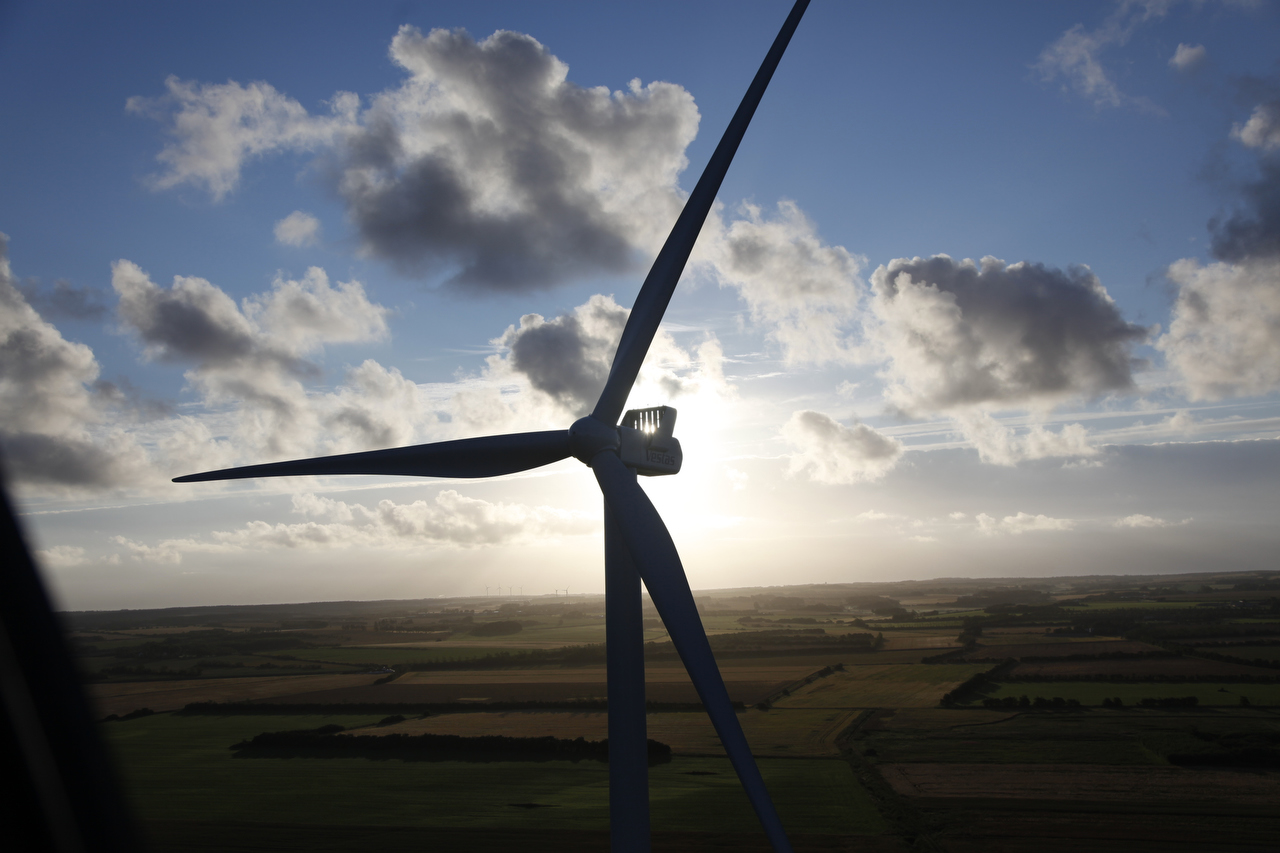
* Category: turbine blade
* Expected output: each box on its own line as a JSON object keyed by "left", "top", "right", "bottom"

{"left": 591, "top": 0, "right": 810, "bottom": 426}
{"left": 173, "top": 430, "right": 571, "bottom": 483}
{"left": 590, "top": 451, "right": 792, "bottom": 853}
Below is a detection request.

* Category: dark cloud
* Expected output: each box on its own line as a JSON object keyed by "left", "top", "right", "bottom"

{"left": 0, "top": 234, "right": 148, "bottom": 489}
{"left": 133, "top": 26, "right": 698, "bottom": 292}
{"left": 501, "top": 294, "right": 627, "bottom": 415}
{"left": 871, "top": 255, "right": 1147, "bottom": 414}
{"left": 16, "top": 278, "right": 108, "bottom": 320}
{"left": 333, "top": 27, "right": 697, "bottom": 290}
{"left": 0, "top": 432, "right": 122, "bottom": 488}
{"left": 1210, "top": 159, "right": 1280, "bottom": 262}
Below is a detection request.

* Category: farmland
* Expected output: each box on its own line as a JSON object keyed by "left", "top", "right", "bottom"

{"left": 68, "top": 570, "right": 1280, "bottom": 851}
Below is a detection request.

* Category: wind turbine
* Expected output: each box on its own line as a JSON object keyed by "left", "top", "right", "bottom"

{"left": 174, "top": 2, "right": 809, "bottom": 850}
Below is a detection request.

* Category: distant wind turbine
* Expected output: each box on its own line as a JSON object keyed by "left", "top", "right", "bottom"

{"left": 174, "top": 3, "right": 809, "bottom": 850}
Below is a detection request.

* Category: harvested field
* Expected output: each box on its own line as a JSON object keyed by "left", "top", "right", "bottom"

{"left": 1010, "top": 657, "right": 1278, "bottom": 678}
{"left": 258, "top": 663, "right": 820, "bottom": 706}
{"left": 879, "top": 762, "right": 1280, "bottom": 806}
{"left": 861, "top": 708, "right": 1019, "bottom": 731}
{"left": 358, "top": 708, "right": 860, "bottom": 757}
{"left": 986, "top": 681, "right": 1280, "bottom": 706}
{"left": 88, "top": 674, "right": 384, "bottom": 716}
{"left": 773, "top": 664, "right": 990, "bottom": 709}
{"left": 878, "top": 633, "right": 962, "bottom": 651}
{"left": 962, "top": 640, "right": 1162, "bottom": 660}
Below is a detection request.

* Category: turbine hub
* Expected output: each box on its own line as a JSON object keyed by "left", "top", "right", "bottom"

{"left": 568, "top": 415, "right": 620, "bottom": 465}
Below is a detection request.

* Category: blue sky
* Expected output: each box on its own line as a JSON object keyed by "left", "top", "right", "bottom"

{"left": 3, "top": 0, "right": 1280, "bottom": 609}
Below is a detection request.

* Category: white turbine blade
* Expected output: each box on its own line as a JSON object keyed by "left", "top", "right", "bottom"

{"left": 591, "top": 0, "right": 811, "bottom": 427}
{"left": 590, "top": 450, "right": 793, "bottom": 852}
{"left": 173, "top": 430, "right": 571, "bottom": 483}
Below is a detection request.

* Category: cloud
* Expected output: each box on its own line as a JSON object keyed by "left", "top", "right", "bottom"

{"left": 1034, "top": 0, "right": 1171, "bottom": 114}
{"left": 469, "top": 293, "right": 729, "bottom": 425}
{"left": 112, "top": 490, "right": 596, "bottom": 562}
{"left": 1168, "top": 42, "right": 1207, "bottom": 72}
{"left": 127, "top": 77, "right": 358, "bottom": 200}
{"left": 868, "top": 255, "right": 1146, "bottom": 416}
{"left": 15, "top": 278, "right": 108, "bottom": 321}
{"left": 708, "top": 201, "right": 863, "bottom": 365}
{"left": 133, "top": 27, "right": 698, "bottom": 291}
{"left": 976, "top": 511, "right": 1075, "bottom": 535}
{"left": 1209, "top": 160, "right": 1280, "bottom": 262}
{"left": 1115, "top": 513, "right": 1178, "bottom": 527}
{"left": 498, "top": 294, "right": 627, "bottom": 415}
{"left": 955, "top": 411, "right": 1097, "bottom": 467}
{"left": 782, "top": 410, "right": 904, "bottom": 484}
{"left": 36, "top": 545, "right": 88, "bottom": 568}
{"left": 111, "top": 260, "right": 439, "bottom": 462}
{"left": 1157, "top": 257, "right": 1280, "bottom": 399}
{"left": 1231, "top": 102, "right": 1280, "bottom": 152}
{"left": 274, "top": 211, "right": 322, "bottom": 247}
{"left": 0, "top": 234, "right": 147, "bottom": 489}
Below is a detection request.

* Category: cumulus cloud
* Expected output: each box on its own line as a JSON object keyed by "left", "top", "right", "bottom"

{"left": 15, "top": 278, "right": 108, "bottom": 321}
{"left": 955, "top": 411, "right": 1097, "bottom": 466}
{"left": 976, "top": 511, "right": 1075, "bottom": 535}
{"left": 708, "top": 201, "right": 863, "bottom": 365}
{"left": 1157, "top": 258, "right": 1280, "bottom": 399}
{"left": 133, "top": 27, "right": 698, "bottom": 291}
{"left": 112, "top": 490, "right": 595, "bottom": 562}
{"left": 274, "top": 211, "right": 322, "bottom": 247}
{"left": 127, "top": 77, "right": 358, "bottom": 200}
{"left": 1209, "top": 160, "right": 1280, "bottom": 262}
{"left": 110, "top": 260, "right": 444, "bottom": 462}
{"left": 498, "top": 294, "right": 627, "bottom": 415}
{"left": 869, "top": 255, "right": 1146, "bottom": 416}
{"left": 782, "top": 410, "right": 904, "bottom": 484}
{"left": 465, "top": 293, "right": 729, "bottom": 426}
{"left": 1168, "top": 42, "right": 1207, "bottom": 72}
{"left": 1034, "top": 0, "right": 1171, "bottom": 114}
{"left": 0, "top": 234, "right": 148, "bottom": 489}
{"left": 1231, "top": 102, "right": 1280, "bottom": 152}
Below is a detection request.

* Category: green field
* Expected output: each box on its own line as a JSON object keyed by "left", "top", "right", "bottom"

{"left": 859, "top": 705, "right": 1280, "bottom": 766}
{"left": 982, "top": 681, "right": 1280, "bottom": 706}
{"left": 103, "top": 713, "right": 886, "bottom": 837}
{"left": 774, "top": 663, "right": 991, "bottom": 709}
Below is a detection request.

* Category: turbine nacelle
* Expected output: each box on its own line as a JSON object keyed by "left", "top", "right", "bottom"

{"left": 620, "top": 406, "right": 681, "bottom": 476}
{"left": 568, "top": 406, "right": 682, "bottom": 477}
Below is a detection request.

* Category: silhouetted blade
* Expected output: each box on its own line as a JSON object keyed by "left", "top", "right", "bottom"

{"left": 173, "top": 430, "right": 571, "bottom": 483}
{"left": 1, "top": 462, "right": 142, "bottom": 852}
{"left": 590, "top": 450, "right": 793, "bottom": 853}
{"left": 592, "top": 0, "right": 810, "bottom": 426}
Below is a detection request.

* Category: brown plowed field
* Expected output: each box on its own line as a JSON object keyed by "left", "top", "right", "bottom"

{"left": 879, "top": 762, "right": 1280, "bottom": 806}
{"left": 1010, "top": 657, "right": 1278, "bottom": 678}
{"left": 962, "top": 640, "right": 1162, "bottom": 659}
{"left": 87, "top": 673, "right": 384, "bottom": 716}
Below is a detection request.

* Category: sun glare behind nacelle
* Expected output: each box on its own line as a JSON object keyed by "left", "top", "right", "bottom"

{"left": 619, "top": 406, "right": 682, "bottom": 476}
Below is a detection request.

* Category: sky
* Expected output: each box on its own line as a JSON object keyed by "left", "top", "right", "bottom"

{"left": 3, "top": 0, "right": 1280, "bottom": 611}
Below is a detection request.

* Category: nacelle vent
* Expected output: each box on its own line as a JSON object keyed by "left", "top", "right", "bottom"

{"left": 619, "top": 406, "right": 682, "bottom": 476}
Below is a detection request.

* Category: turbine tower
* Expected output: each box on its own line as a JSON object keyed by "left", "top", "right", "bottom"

{"left": 175, "top": 3, "right": 809, "bottom": 850}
